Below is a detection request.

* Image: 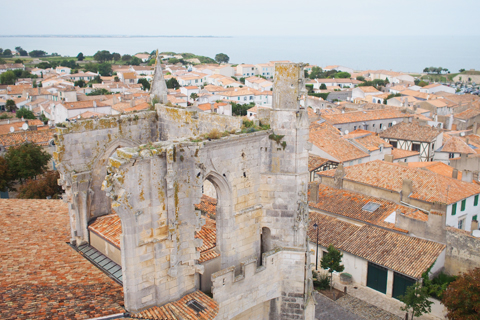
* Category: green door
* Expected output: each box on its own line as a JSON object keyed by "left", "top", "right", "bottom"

{"left": 367, "top": 262, "right": 388, "bottom": 294}
{"left": 393, "top": 272, "right": 416, "bottom": 299}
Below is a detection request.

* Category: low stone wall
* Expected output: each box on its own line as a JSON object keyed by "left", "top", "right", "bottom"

{"left": 445, "top": 227, "right": 480, "bottom": 275}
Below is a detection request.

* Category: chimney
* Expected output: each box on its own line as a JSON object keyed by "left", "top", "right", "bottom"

{"left": 333, "top": 163, "right": 345, "bottom": 189}
{"left": 308, "top": 182, "right": 320, "bottom": 203}
{"left": 210, "top": 102, "right": 215, "bottom": 112}
{"left": 130, "top": 99, "right": 134, "bottom": 108}
{"left": 93, "top": 101, "right": 97, "bottom": 108}
{"left": 452, "top": 169, "right": 459, "bottom": 179}
{"left": 384, "top": 154, "right": 394, "bottom": 162}
{"left": 462, "top": 170, "right": 473, "bottom": 183}
{"left": 472, "top": 219, "right": 479, "bottom": 235}
{"left": 37, "top": 87, "right": 40, "bottom": 95}
{"left": 474, "top": 122, "right": 478, "bottom": 134}
{"left": 402, "top": 179, "right": 413, "bottom": 201}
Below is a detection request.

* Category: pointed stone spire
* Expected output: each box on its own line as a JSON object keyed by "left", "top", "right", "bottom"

{"left": 150, "top": 50, "right": 168, "bottom": 104}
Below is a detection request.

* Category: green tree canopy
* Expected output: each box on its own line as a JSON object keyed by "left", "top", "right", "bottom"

{"left": 17, "top": 171, "right": 63, "bottom": 199}
{"left": 77, "top": 52, "right": 85, "bottom": 61}
{"left": 334, "top": 72, "right": 351, "bottom": 79}
{"left": 321, "top": 244, "right": 345, "bottom": 292}
{"left": 29, "top": 50, "right": 47, "bottom": 57}
{"left": 166, "top": 77, "right": 180, "bottom": 89}
{"left": 190, "top": 93, "right": 198, "bottom": 100}
{"left": 97, "top": 63, "right": 112, "bottom": 76}
{"left": 442, "top": 268, "right": 480, "bottom": 320}
{"left": 122, "top": 54, "right": 132, "bottom": 61}
{"left": 112, "top": 52, "right": 121, "bottom": 62}
{"left": 232, "top": 102, "right": 254, "bottom": 116}
{"left": 320, "top": 83, "right": 327, "bottom": 90}
{"left": 16, "top": 108, "right": 36, "bottom": 120}
{"left": 356, "top": 76, "right": 365, "bottom": 81}
{"left": 74, "top": 79, "right": 86, "bottom": 88}
{"left": 138, "top": 78, "right": 150, "bottom": 91}
{"left": 215, "top": 53, "right": 230, "bottom": 64}
{"left": 0, "top": 71, "right": 16, "bottom": 85}
{"left": 459, "top": 68, "right": 466, "bottom": 73}
{"left": 309, "top": 66, "right": 324, "bottom": 79}
{"left": 400, "top": 282, "right": 433, "bottom": 320}
{"left": 5, "top": 142, "right": 52, "bottom": 182}
{"left": 3, "top": 49, "right": 12, "bottom": 56}
{"left": 15, "top": 46, "right": 28, "bottom": 56}
{"left": 93, "top": 50, "right": 112, "bottom": 63}
{"left": 0, "top": 156, "right": 15, "bottom": 192}
{"left": 5, "top": 100, "right": 16, "bottom": 112}
{"left": 87, "top": 88, "right": 112, "bottom": 96}
{"left": 129, "top": 56, "right": 142, "bottom": 66}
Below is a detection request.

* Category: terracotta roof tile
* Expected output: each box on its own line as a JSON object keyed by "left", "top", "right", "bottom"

{"left": 131, "top": 290, "right": 218, "bottom": 320}
{"left": 88, "top": 213, "right": 122, "bottom": 248}
{"left": 194, "top": 195, "right": 217, "bottom": 216}
{"left": 407, "top": 161, "right": 462, "bottom": 180}
{"left": 310, "top": 184, "right": 412, "bottom": 232}
{"left": 322, "top": 109, "right": 409, "bottom": 125}
{"left": 309, "top": 122, "right": 369, "bottom": 162}
{"left": 380, "top": 121, "right": 442, "bottom": 142}
{"left": 439, "top": 136, "right": 476, "bottom": 154}
{"left": 308, "top": 154, "right": 331, "bottom": 171}
{"left": 391, "top": 148, "right": 420, "bottom": 159}
{"left": 454, "top": 107, "right": 480, "bottom": 120}
{"left": 0, "top": 129, "right": 54, "bottom": 147}
{"left": 308, "top": 212, "right": 445, "bottom": 279}
{"left": 318, "top": 160, "right": 480, "bottom": 204}
{"left": 0, "top": 199, "right": 124, "bottom": 320}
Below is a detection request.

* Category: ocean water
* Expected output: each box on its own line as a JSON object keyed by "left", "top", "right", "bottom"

{"left": 1, "top": 35, "right": 479, "bottom": 73}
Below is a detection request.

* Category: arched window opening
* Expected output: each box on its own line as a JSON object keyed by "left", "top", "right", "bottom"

{"left": 260, "top": 227, "right": 272, "bottom": 266}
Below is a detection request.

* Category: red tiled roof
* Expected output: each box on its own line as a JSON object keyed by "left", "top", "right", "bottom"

{"left": 194, "top": 195, "right": 217, "bottom": 216}
{"left": 308, "top": 212, "right": 445, "bottom": 279}
{"left": 195, "top": 216, "right": 219, "bottom": 263}
{"left": 310, "top": 184, "right": 412, "bottom": 232}
{"left": 439, "top": 136, "right": 476, "bottom": 154}
{"left": 88, "top": 213, "right": 122, "bottom": 248}
{"left": 391, "top": 148, "right": 420, "bottom": 159}
{"left": 131, "top": 290, "right": 218, "bottom": 320}
{"left": 0, "top": 199, "right": 124, "bottom": 320}
{"left": 308, "top": 154, "right": 331, "bottom": 171}
{"left": 322, "top": 109, "right": 409, "bottom": 125}
{"left": 380, "top": 121, "right": 442, "bottom": 143}
{"left": 309, "top": 122, "right": 369, "bottom": 162}
{"left": 319, "top": 160, "right": 480, "bottom": 205}
{"left": 0, "top": 129, "right": 54, "bottom": 147}
{"left": 407, "top": 161, "right": 462, "bottom": 180}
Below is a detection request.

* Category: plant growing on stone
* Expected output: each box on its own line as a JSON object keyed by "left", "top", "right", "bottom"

{"left": 320, "top": 244, "right": 344, "bottom": 294}
{"left": 206, "top": 128, "right": 221, "bottom": 140}
{"left": 399, "top": 282, "right": 433, "bottom": 320}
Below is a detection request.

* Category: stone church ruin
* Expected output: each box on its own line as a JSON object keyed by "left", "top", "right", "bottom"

{"left": 55, "top": 59, "right": 315, "bottom": 319}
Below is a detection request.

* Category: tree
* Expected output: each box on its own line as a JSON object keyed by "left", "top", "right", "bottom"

{"left": 97, "top": 63, "right": 112, "bottom": 76}
{"left": 215, "top": 53, "right": 230, "bottom": 64}
{"left": 418, "top": 81, "right": 428, "bottom": 87}
{"left": 129, "top": 57, "right": 142, "bottom": 66}
{"left": 3, "top": 49, "right": 12, "bottom": 56}
{"left": 320, "top": 83, "right": 327, "bottom": 90}
{"left": 459, "top": 68, "right": 466, "bottom": 73}
{"left": 138, "top": 78, "right": 150, "bottom": 91}
{"left": 14, "top": 58, "right": 23, "bottom": 64}
{"left": 334, "top": 72, "right": 351, "bottom": 79}
{"left": 320, "top": 244, "right": 345, "bottom": 293}
{"left": 87, "top": 88, "right": 112, "bottom": 96}
{"left": 74, "top": 79, "right": 86, "bottom": 88}
{"left": 166, "top": 77, "right": 180, "bottom": 89}
{"left": 28, "top": 50, "right": 47, "bottom": 57}
{"left": 240, "top": 77, "right": 245, "bottom": 84}
{"left": 414, "top": 79, "right": 420, "bottom": 85}
{"left": 112, "top": 52, "right": 121, "bottom": 62}
{"left": 5, "top": 142, "right": 52, "bottom": 182}
{"left": 16, "top": 108, "right": 36, "bottom": 120}
{"left": 93, "top": 50, "right": 112, "bottom": 63}
{"left": 15, "top": 46, "right": 28, "bottom": 56}
{"left": 5, "top": 100, "right": 16, "bottom": 112}
{"left": 399, "top": 282, "right": 433, "bottom": 320}
{"left": 0, "top": 71, "right": 16, "bottom": 84}
{"left": 442, "top": 268, "right": 480, "bottom": 319}
{"left": 0, "top": 156, "right": 15, "bottom": 192}
{"left": 77, "top": 52, "right": 85, "bottom": 61}
{"left": 232, "top": 102, "right": 254, "bottom": 116}
{"left": 309, "top": 66, "right": 324, "bottom": 79}
{"left": 17, "top": 171, "right": 63, "bottom": 199}
{"left": 356, "top": 76, "right": 365, "bottom": 81}
{"left": 0, "top": 48, "right": 3, "bottom": 55}
{"left": 190, "top": 93, "right": 198, "bottom": 101}
{"left": 36, "top": 62, "right": 52, "bottom": 69}
{"left": 122, "top": 54, "right": 132, "bottom": 61}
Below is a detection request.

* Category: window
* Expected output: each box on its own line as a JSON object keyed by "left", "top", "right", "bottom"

{"left": 461, "top": 199, "right": 466, "bottom": 211}
{"left": 475, "top": 195, "right": 479, "bottom": 206}
{"left": 458, "top": 219, "right": 465, "bottom": 230}
{"left": 452, "top": 203, "right": 457, "bottom": 215}
{"left": 373, "top": 124, "right": 375, "bottom": 128}
{"left": 390, "top": 141, "right": 398, "bottom": 148}
{"left": 449, "top": 153, "right": 455, "bottom": 159}
{"left": 388, "top": 122, "right": 393, "bottom": 127}
{"left": 354, "top": 126, "right": 357, "bottom": 130}
{"left": 412, "top": 143, "right": 421, "bottom": 152}
{"left": 473, "top": 215, "right": 478, "bottom": 222}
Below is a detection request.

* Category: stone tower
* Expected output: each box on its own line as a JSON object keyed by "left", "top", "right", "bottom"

{"left": 56, "top": 63, "right": 314, "bottom": 319}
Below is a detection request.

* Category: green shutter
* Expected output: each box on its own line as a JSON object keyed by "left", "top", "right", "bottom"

{"left": 452, "top": 203, "right": 457, "bottom": 216}
{"left": 367, "top": 263, "right": 388, "bottom": 294}
{"left": 461, "top": 199, "right": 466, "bottom": 211}
{"left": 475, "top": 195, "right": 479, "bottom": 206}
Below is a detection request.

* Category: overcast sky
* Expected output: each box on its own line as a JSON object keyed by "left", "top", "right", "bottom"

{"left": 1, "top": 0, "right": 479, "bottom": 36}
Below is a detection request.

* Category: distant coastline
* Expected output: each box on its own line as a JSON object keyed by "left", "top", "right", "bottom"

{"left": 0, "top": 35, "right": 229, "bottom": 38}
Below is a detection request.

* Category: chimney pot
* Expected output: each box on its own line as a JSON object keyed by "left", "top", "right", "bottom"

{"left": 452, "top": 168, "right": 459, "bottom": 179}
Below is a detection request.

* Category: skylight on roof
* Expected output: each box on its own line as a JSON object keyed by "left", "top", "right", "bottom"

{"left": 187, "top": 299, "right": 205, "bottom": 314}
{"left": 362, "top": 202, "right": 380, "bottom": 212}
